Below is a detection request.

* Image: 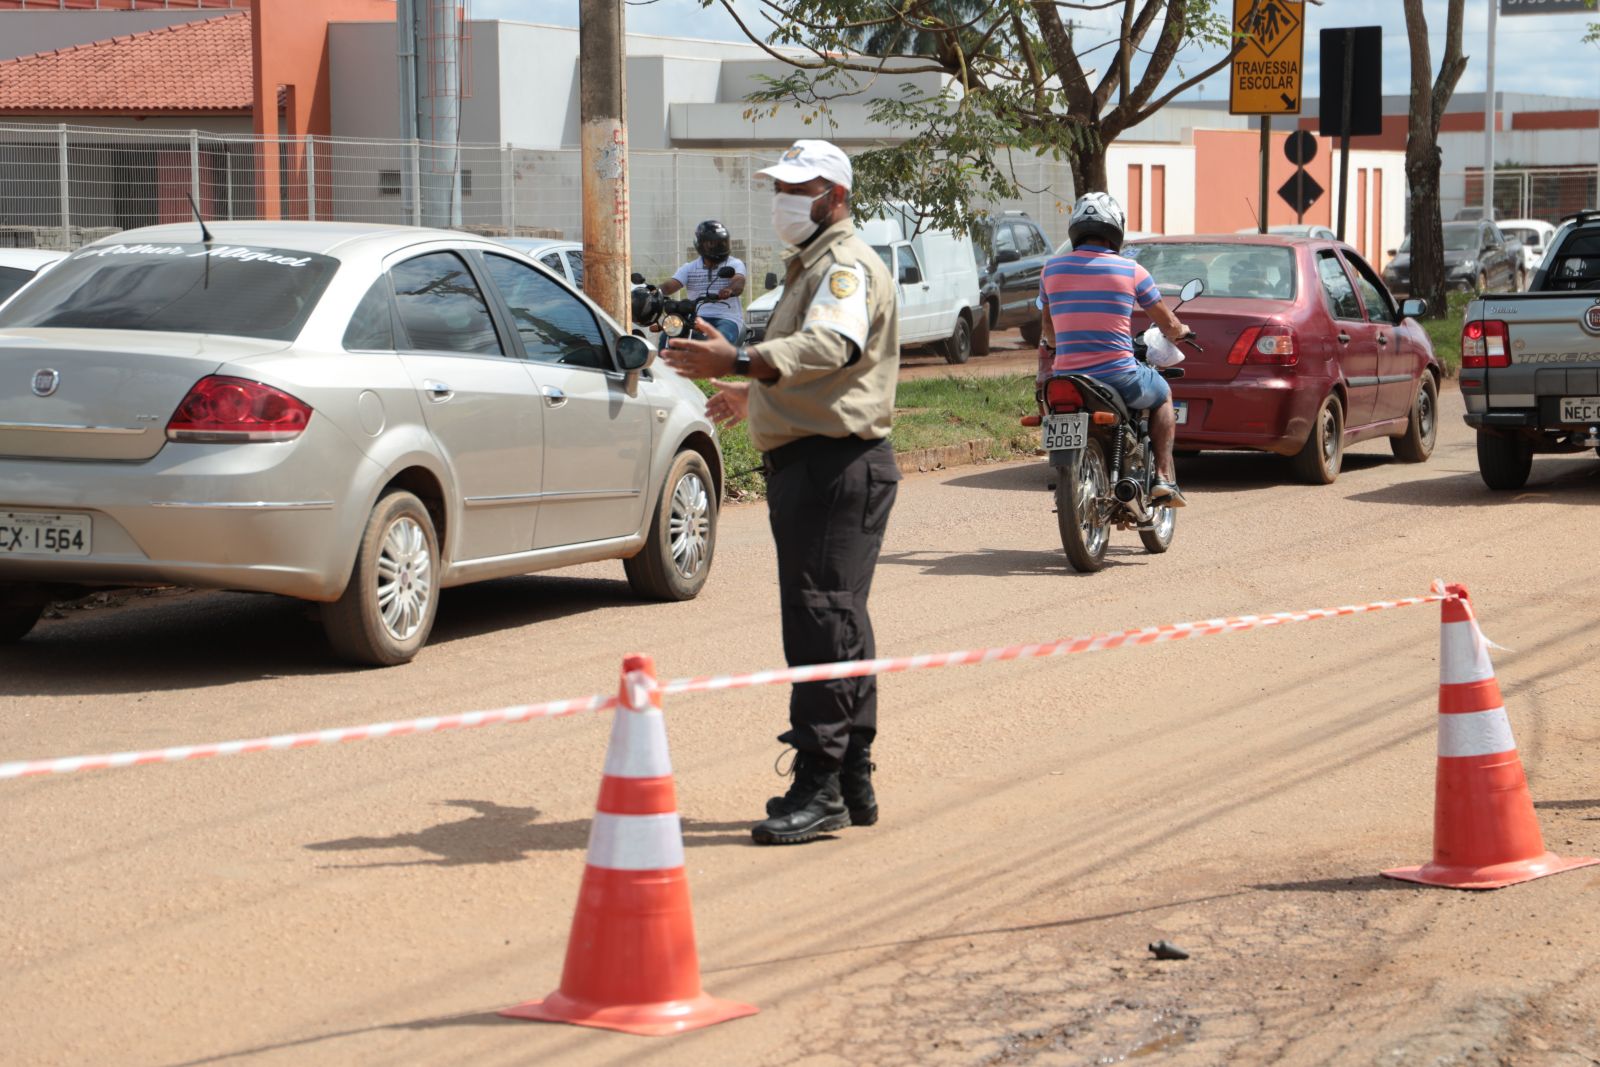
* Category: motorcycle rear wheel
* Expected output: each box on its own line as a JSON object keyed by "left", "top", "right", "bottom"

{"left": 1139, "top": 504, "right": 1176, "bottom": 554}
{"left": 1056, "top": 438, "right": 1111, "bottom": 573}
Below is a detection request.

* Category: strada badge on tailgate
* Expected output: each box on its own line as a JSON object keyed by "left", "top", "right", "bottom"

{"left": 30, "top": 368, "right": 59, "bottom": 397}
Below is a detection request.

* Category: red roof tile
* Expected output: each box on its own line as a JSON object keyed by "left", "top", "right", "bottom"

{"left": 0, "top": 12, "right": 254, "bottom": 114}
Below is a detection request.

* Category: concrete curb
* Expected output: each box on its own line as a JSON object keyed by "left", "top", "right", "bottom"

{"left": 894, "top": 438, "right": 1002, "bottom": 476}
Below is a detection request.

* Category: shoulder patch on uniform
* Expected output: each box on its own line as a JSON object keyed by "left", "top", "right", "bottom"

{"left": 803, "top": 261, "right": 869, "bottom": 351}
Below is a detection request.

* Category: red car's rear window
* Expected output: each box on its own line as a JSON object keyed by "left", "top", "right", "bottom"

{"left": 1125, "top": 242, "right": 1297, "bottom": 302}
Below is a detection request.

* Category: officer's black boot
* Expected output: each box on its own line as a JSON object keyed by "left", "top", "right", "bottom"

{"left": 839, "top": 738, "right": 878, "bottom": 827}
{"left": 751, "top": 749, "right": 848, "bottom": 845}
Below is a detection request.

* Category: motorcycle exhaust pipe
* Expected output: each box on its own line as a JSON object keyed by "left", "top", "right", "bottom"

{"left": 1112, "top": 478, "right": 1147, "bottom": 522}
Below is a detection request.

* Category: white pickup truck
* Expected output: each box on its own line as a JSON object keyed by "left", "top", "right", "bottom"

{"left": 1461, "top": 209, "right": 1600, "bottom": 489}
{"left": 745, "top": 208, "right": 984, "bottom": 363}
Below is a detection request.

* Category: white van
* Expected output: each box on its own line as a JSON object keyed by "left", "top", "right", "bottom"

{"left": 745, "top": 205, "right": 984, "bottom": 363}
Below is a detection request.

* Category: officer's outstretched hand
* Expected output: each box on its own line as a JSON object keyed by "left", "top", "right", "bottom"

{"left": 704, "top": 379, "right": 749, "bottom": 428}
{"left": 661, "top": 318, "right": 737, "bottom": 379}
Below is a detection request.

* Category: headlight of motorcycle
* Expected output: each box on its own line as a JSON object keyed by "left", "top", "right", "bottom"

{"left": 661, "top": 312, "right": 687, "bottom": 335}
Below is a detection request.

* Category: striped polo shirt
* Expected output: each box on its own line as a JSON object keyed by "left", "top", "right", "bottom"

{"left": 1040, "top": 246, "right": 1162, "bottom": 376}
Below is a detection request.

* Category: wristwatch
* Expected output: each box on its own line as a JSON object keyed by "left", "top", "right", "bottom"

{"left": 732, "top": 345, "right": 752, "bottom": 376}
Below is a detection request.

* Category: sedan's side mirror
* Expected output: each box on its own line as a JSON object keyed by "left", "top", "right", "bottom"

{"left": 900, "top": 264, "right": 923, "bottom": 285}
{"left": 1401, "top": 298, "right": 1427, "bottom": 319}
{"left": 616, "top": 333, "right": 652, "bottom": 371}
{"left": 994, "top": 249, "right": 1022, "bottom": 265}
{"left": 764, "top": 271, "right": 778, "bottom": 291}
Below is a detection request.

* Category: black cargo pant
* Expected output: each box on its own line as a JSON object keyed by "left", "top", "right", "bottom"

{"left": 763, "top": 435, "right": 900, "bottom": 765}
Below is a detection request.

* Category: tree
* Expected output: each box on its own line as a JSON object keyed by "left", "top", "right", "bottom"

{"left": 1401, "top": 0, "right": 1468, "bottom": 319}
{"left": 710, "top": 0, "right": 1265, "bottom": 230}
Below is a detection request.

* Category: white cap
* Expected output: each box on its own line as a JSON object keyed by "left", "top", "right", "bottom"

{"left": 756, "top": 139, "right": 853, "bottom": 191}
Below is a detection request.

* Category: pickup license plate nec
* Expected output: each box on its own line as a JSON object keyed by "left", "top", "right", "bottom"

{"left": 1042, "top": 413, "right": 1088, "bottom": 451}
{"left": 0, "top": 510, "right": 91, "bottom": 557}
{"left": 1559, "top": 397, "right": 1600, "bottom": 424}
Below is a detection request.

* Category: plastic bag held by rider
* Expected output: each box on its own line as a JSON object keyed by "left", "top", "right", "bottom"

{"left": 1141, "top": 326, "right": 1184, "bottom": 368}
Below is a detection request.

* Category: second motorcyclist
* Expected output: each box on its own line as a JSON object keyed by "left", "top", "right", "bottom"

{"left": 661, "top": 219, "right": 747, "bottom": 346}
{"left": 1038, "top": 192, "right": 1193, "bottom": 506}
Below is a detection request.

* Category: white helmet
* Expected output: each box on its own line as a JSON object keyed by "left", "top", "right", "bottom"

{"left": 1068, "top": 192, "right": 1127, "bottom": 252}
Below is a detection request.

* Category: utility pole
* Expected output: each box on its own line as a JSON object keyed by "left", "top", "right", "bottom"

{"left": 579, "top": 0, "right": 631, "bottom": 327}
{"left": 1482, "top": 2, "right": 1498, "bottom": 220}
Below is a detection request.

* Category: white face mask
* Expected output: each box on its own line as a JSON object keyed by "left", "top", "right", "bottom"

{"left": 772, "top": 190, "right": 828, "bottom": 246}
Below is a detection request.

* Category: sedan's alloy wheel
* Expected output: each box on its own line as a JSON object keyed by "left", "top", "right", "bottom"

{"left": 668, "top": 471, "right": 711, "bottom": 579}
{"left": 376, "top": 516, "right": 433, "bottom": 641}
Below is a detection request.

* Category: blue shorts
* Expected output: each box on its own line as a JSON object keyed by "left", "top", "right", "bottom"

{"left": 698, "top": 317, "right": 741, "bottom": 346}
{"left": 1097, "top": 362, "right": 1171, "bottom": 411}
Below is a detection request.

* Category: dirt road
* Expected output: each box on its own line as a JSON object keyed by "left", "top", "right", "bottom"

{"left": 5, "top": 389, "right": 1600, "bottom": 1067}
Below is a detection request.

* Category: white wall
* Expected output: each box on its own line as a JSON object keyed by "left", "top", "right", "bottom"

{"left": 1106, "top": 142, "right": 1197, "bottom": 237}
{"left": 1331, "top": 150, "right": 1406, "bottom": 271}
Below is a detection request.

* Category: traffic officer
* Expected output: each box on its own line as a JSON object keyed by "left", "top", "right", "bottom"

{"left": 658, "top": 139, "right": 900, "bottom": 846}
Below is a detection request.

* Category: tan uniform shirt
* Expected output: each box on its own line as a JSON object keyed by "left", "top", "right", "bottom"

{"left": 748, "top": 218, "right": 899, "bottom": 453}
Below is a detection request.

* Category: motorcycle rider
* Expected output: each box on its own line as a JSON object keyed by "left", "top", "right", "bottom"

{"left": 661, "top": 219, "right": 747, "bottom": 346}
{"left": 1038, "top": 192, "right": 1192, "bottom": 506}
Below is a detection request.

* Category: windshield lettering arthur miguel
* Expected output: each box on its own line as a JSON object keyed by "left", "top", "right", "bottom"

{"left": 0, "top": 243, "right": 338, "bottom": 342}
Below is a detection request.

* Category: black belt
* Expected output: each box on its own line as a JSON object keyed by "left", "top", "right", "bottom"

{"left": 762, "top": 434, "right": 883, "bottom": 475}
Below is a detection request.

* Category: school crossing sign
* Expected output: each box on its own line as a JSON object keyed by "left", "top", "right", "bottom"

{"left": 1228, "top": 0, "right": 1305, "bottom": 115}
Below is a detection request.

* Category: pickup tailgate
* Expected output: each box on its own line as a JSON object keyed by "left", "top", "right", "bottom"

{"left": 1466, "top": 292, "right": 1600, "bottom": 419}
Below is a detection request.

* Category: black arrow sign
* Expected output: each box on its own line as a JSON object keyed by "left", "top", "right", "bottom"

{"left": 1281, "top": 93, "right": 1298, "bottom": 111}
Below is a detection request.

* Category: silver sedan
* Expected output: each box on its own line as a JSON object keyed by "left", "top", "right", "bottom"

{"left": 0, "top": 222, "right": 722, "bottom": 665}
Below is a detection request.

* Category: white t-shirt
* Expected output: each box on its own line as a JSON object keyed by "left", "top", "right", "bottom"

{"left": 671, "top": 256, "right": 746, "bottom": 323}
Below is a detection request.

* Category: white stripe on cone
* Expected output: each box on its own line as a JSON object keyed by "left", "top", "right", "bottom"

{"left": 1438, "top": 706, "right": 1517, "bottom": 758}
{"left": 586, "top": 812, "right": 686, "bottom": 871}
{"left": 601, "top": 705, "right": 673, "bottom": 779}
{"left": 1440, "top": 619, "right": 1495, "bottom": 685}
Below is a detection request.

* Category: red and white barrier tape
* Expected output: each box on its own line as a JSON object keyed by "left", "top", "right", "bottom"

{"left": 0, "top": 590, "right": 1452, "bottom": 780}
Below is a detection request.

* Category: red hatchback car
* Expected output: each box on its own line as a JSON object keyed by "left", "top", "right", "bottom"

{"left": 1125, "top": 235, "right": 1441, "bottom": 483}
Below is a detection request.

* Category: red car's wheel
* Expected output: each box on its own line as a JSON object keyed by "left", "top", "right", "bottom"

{"left": 1291, "top": 393, "right": 1344, "bottom": 485}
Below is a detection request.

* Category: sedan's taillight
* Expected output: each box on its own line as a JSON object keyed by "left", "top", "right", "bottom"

{"left": 1227, "top": 325, "right": 1299, "bottom": 366}
{"left": 166, "top": 375, "right": 312, "bottom": 443}
{"left": 1461, "top": 320, "right": 1510, "bottom": 368}
{"left": 1045, "top": 377, "right": 1084, "bottom": 412}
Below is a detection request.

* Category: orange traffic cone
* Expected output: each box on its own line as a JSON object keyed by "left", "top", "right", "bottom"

{"left": 1382, "top": 585, "right": 1598, "bottom": 890}
{"left": 500, "top": 653, "right": 757, "bottom": 1035}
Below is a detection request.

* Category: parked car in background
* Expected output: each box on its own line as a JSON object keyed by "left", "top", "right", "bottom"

{"left": 1236, "top": 225, "right": 1339, "bottom": 241}
{"left": 494, "top": 237, "right": 585, "bottom": 289}
{"left": 746, "top": 205, "right": 982, "bottom": 363}
{"left": 0, "top": 222, "right": 722, "bottom": 664}
{"left": 1497, "top": 218, "right": 1556, "bottom": 280}
{"left": 972, "top": 210, "right": 1053, "bottom": 347}
{"left": 1125, "top": 234, "right": 1440, "bottom": 483}
{"left": 0, "top": 249, "right": 68, "bottom": 304}
{"left": 1459, "top": 209, "right": 1600, "bottom": 490}
{"left": 1381, "top": 220, "right": 1521, "bottom": 298}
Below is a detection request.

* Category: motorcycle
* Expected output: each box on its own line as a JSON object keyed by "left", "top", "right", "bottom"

{"left": 1037, "top": 278, "right": 1205, "bottom": 573}
{"left": 630, "top": 265, "right": 745, "bottom": 345}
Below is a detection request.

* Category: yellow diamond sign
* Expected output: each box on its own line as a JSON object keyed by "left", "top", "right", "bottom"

{"left": 1229, "top": 0, "right": 1305, "bottom": 115}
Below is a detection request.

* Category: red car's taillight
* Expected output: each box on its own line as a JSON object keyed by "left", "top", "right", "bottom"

{"left": 1045, "top": 377, "right": 1084, "bottom": 412}
{"left": 1461, "top": 320, "right": 1510, "bottom": 369}
{"left": 1227, "top": 324, "right": 1298, "bottom": 366}
{"left": 167, "top": 375, "right": 313, "bottom": 443}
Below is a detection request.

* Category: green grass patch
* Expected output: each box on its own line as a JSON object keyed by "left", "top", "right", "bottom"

{"left": 699, "top": 375, "right": 1039, "bottom": 499}
{"left": 1419, "top": 291, "right": 1474, "bottom": 378}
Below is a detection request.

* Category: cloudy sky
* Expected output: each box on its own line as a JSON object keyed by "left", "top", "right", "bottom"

{"left": 477, "top": 0, "right": 1600, "bottom": 101}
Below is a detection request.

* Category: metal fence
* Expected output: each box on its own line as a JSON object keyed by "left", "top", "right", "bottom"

{"left": 0, "top": 122, "right": 1076, "bottom": 286}
{"left": 1440, "top": 166, "right": 1598, "bottom": 225}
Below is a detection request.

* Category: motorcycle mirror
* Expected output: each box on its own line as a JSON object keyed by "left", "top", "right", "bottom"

{"left": 630, "top": 272, "right": 646, "bottom": 285}
{"left": 764, "top": 272, "right": 778, "bottom": 291}
{"left": 1178, "top": 278, "right": 1204, "bottom": 304}
{"left": 717, "top": 265, "right": 736, "bottom": 279}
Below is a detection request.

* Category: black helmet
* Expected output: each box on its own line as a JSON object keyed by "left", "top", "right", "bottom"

{"left": 695, "top": 219, "right": 731, "bottom": 263}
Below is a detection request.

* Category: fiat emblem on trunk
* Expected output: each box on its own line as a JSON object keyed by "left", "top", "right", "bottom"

{"left": 31, "top": 368, "right": 60, "bottom": 397}
{"left": 1584, "top": 303, "right": 1600, "bottom": 335}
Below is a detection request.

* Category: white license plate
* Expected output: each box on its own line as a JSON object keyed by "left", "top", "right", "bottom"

{"left": 1174, "top": 400, "right": 1188, "bottom": 426}
{"left": 1042, "top": 412, "right": 1088, "bottom": 451}
{"left": 1559, "top": 396, "right": 1600, "bottom": 424}
{"left": 0, "top": 510, "right": 91, "bottom": 557}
